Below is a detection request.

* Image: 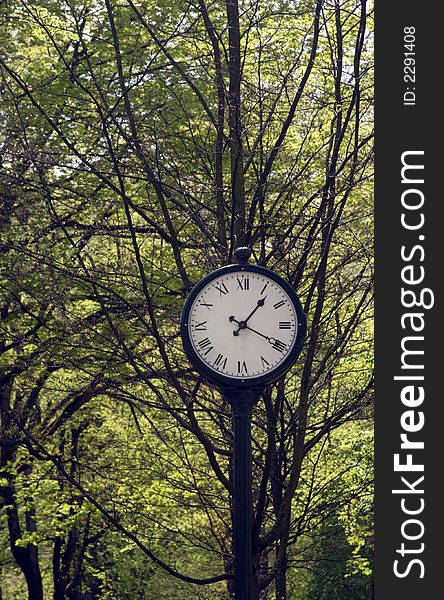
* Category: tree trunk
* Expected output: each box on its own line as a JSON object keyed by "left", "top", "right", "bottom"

{"left": 54, "top": 428, "right": 85, "bottom": 599}
{"left": 225, "top": 0, "right": 246, "bottom": 249}
{"left": 53, "top": 536, "right": 66, "bottom": 600}
{"left": 1, "top": 381, "right": 43, "bottom": 600}
{"left": 275, "top": 544, "right": 287, "bottom": 600}
{"left": 4, "top": 492, "right": 43, "bottom": 600}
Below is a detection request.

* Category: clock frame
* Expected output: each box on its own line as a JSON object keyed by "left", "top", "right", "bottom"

{"left": 180, "top": 262, "right": 306, "bottom": 388}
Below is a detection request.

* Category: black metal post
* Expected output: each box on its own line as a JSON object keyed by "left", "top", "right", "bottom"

{"left": 221, "top": 387, "right": 263, "bottom": 600}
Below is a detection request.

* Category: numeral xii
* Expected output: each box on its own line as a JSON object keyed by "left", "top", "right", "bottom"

{"left": 237, "top": 276, "right": 249, "bottom": 291}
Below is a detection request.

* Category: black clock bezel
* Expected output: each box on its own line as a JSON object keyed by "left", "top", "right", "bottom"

{"left": 180, "top": 263, "right": 306, "bottom": 388}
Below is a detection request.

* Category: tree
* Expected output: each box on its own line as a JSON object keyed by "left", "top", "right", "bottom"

{"left": 0, "top": 0, "right": 374, "bottom": 597}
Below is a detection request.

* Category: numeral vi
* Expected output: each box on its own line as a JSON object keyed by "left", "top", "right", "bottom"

{"left": 237, "top": 360, "right": 248, "bottom": 374}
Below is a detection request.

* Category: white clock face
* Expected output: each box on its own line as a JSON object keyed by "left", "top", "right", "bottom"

{"left": 187, "top": 271, "right": 299, "bottom": 380}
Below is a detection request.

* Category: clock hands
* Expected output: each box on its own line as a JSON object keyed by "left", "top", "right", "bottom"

{"left": 228, "top": 293, "right": 287, "bottom": 353}
{"left": 228, "top": 296, "right": 287, "bottom": 357}
{"left": 229, "top": 296, "right": 266, "bottom": 336}
{"left": 228, "top": 296, "right": 285, "bottom": 349}
{"left": 229, "top": 318, "right": 285, "bottom": 349}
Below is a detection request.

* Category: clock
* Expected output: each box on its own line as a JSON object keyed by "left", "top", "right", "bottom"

{"left": 180, "top": 250, "right": 306, "bottom": 387}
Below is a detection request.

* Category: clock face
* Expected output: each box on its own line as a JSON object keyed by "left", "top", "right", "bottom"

{"left": 184, "top": 269, "right": 302, "bottom": 382}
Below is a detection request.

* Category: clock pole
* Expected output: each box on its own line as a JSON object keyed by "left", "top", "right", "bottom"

{"left": 221, "top": 386, "right": 263, "bottom": 600}
{"left": 222, "top": 246, "right": 260, "bottom": 599}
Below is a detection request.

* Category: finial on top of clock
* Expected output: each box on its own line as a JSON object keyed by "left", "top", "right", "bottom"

{"left": 234, "top": 247, "right": 251, "bottom": 264}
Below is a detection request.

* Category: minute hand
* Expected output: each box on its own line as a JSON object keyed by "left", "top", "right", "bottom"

{"left": 245, "top": 325, "right": 279, "bottom": 345}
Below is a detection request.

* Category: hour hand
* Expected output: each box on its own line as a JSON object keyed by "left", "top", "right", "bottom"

{"left": 229, "top": 315, "right": 241, "bottom": 336}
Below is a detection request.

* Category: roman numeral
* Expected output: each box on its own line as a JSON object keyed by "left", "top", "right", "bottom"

{"left": 237, "top": 276, "right": 250, "bottom": 291}
{"left": 260, "top": 282, "right": 269, "bottom": 295}
{"left": 279, "top": 322, "right": 291, "bottom": 329}
{"left": 199, "top": 301, "right": 213, "bottom": 311}
{"left": 261, "top": 356, "right": 270, "bottom": 368}
{"left": 214, "top": 353, "right": 227, "bottom": 369}
{"left": 193, "top": 321, "right": 207, "bottom": 331}
{"left": 197, "top": 337, "right": 214, "bottom": 355}
{"left": 273, "top": 300, "right": 285, "bottom": 310}
{"left": 272, "top": 339, "right": 287, "bottom": 353}
{"left": 237, "top": 360, "right": 248, "bottom": 374}
{"left": 215, "top": 282, "right": 229, "bottom": 296}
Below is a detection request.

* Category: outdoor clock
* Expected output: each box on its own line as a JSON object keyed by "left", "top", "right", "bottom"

{"left": 180, "top": 248, "right": 306, "bottom": 388}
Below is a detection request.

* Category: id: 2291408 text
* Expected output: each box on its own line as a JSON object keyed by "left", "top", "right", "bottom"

{"left": 403, "top": 26, "right": 416, "bottom": 106}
